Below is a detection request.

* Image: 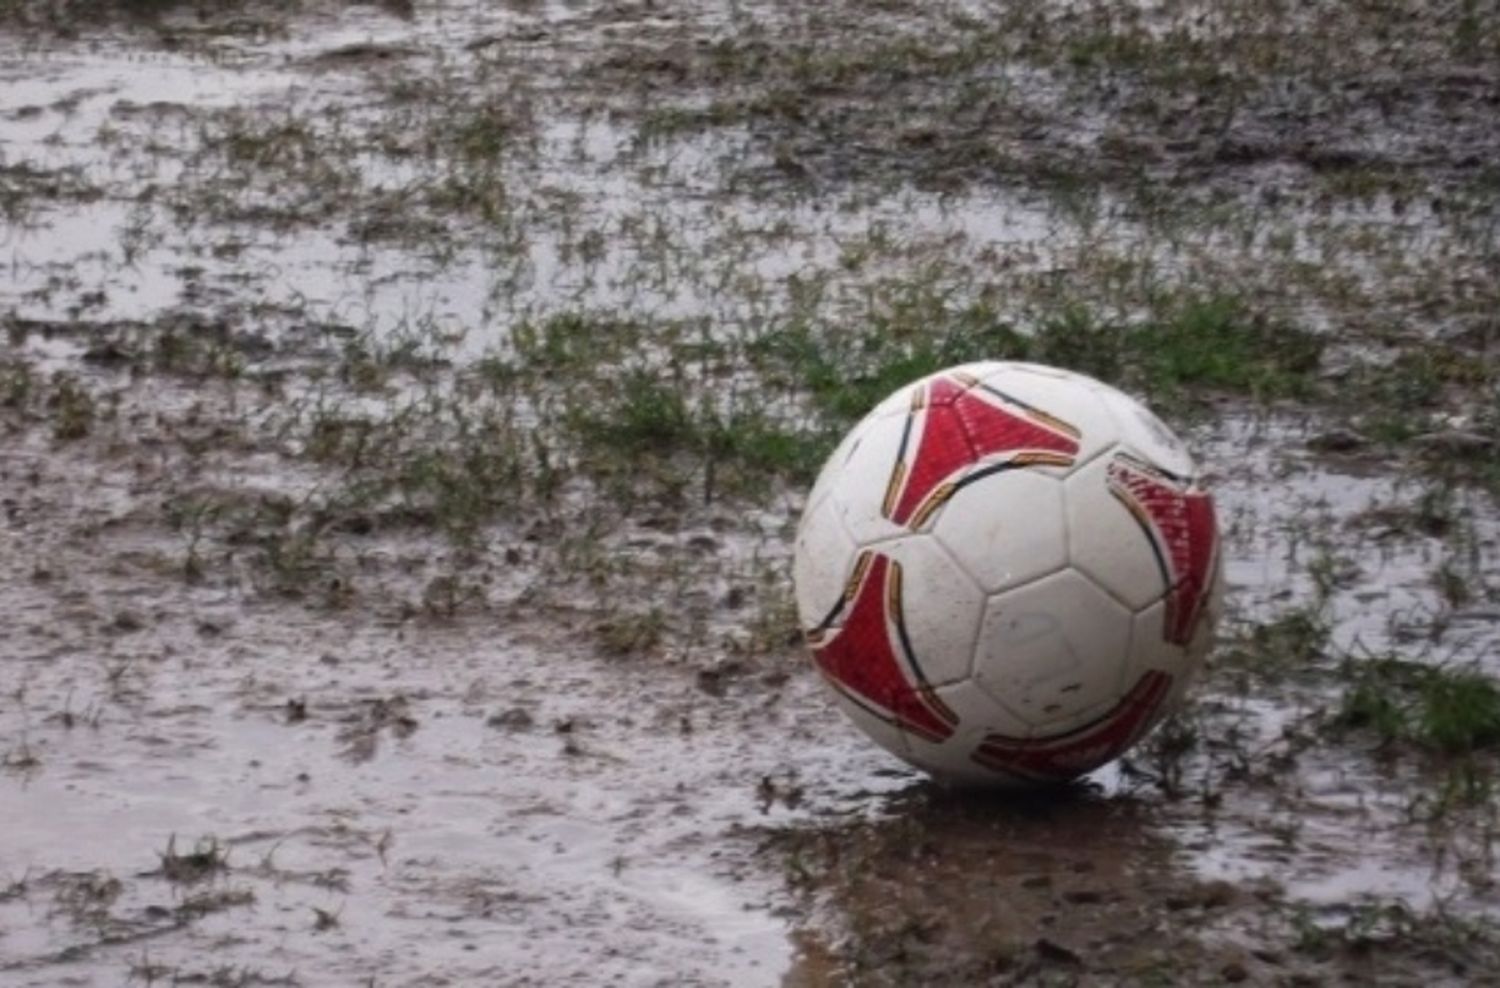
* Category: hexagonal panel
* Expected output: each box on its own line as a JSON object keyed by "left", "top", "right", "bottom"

{"left": 1063, "top": 452, "right": 1169, "bottom": 612}
{"left": 792, "top": 493, "right": 857, "bottom": 634}
{"left": 931, "top": 470, "right": 1068, "bottom": 594}
{"left": 973, "top": 570, "right": 1133, "bottom": 729}
{"left": 1092, "top": 382, "right": 1196, "bottom": 479}
{"left": 881, "top": 537, "right": 985, "bottom": 687}
{"left": 832, "top": 410, "right": 913, "bottom": 547}
{"left": 975, "top": 363, "right": 1122, "bottom": 474}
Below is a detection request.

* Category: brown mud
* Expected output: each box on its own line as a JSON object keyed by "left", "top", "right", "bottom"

{"left": 2, "top": 1, "right": 1500, "bottom": 985}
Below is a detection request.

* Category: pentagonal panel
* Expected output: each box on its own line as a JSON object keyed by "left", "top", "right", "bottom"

{"left": 880, "top": 538, "right": 985, "bottom": 687}
{"left": 931, "top": 470, "right": 1068, "bottom": 594}
{"left": 792, "top": 493, "right": 858, "bottom": 634}
{"left": 973, "top": 570, "right": 1133, "bottom": 729}
{"left": 832, "top": 410, "right": 915, "bottom": 547}
{"left": 974, "top": 363, "right": 1122, "bottom": 474}
{"left": 1064, "top": 451, "right": 1170, "bottom": 612}
{"left": 1092, "top": 382, "right": 1196, "bottom": 479}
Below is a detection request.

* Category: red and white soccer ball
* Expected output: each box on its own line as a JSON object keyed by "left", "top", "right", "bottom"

{"left": 793, "top": 361, "right": 1222, "bottom": 786}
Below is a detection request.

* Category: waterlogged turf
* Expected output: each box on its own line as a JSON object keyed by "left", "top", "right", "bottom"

{"left": 2, "top": 1, "right": 1499, "bottom": 984}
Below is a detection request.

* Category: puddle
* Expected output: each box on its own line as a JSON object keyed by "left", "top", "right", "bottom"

{"left": 0, "top": 586, "right": 876, "bottom": 983}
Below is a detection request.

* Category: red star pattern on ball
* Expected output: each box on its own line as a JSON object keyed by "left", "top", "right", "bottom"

{"left": 882, "top": 373, "right": 1081, "bottom": 529}
{"left": 807, "top": 551, "right": 957, "bottom": 743}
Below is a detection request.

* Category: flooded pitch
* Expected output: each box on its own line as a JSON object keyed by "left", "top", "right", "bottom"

{"left": 3, "top": 1, "right": 1500, "bottom": 984}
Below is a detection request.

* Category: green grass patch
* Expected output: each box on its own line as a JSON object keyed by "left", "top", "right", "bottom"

{"left": 754, "top": 292, "right": 1323, "bottom": 429}
{"left": 1335, "top": 657, "right": 1500, "bottom": 755}
{"left": 569, "top": 371, "right": 697, "bottom": 454}
{"left": 48, "top": 372, "right": 95, "bottom": 440}
{"left": 565, "top": 370, "right": 826, "bottom": 498}
{"left": 1352, "top": 348, "right": 1496, "bottom": 444}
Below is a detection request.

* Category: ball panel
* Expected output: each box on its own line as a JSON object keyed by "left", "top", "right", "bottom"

{"left": 1128, "top": 600, "right": 1185, "bottom": 678}
{"left": 1103, "top": 450, "right": 1221, "bottom": 644}
{"left": 932, "top": 470, "right": 1069, "bottom": 594}
{"left": 1063, "top": 452, "right": 1167, "bottom": 612}
{"left": 969, "top": 667, "right": 1175, "bottom": 782}
{"left": 806, "top": 552, "right": 960, "bottom": 745}
{"left": 882, "top": 538, "right": 985, "bottom": 687}
{"left": 975, "top": 363, "right": 1121, "bottom": 474}
{"left": 832, "top": 411, "right": 913, "bottom": 548}
{"left": 973, "top": 570, "right": 1133, "bottom": 731}
{"left": 868, "top": 361, "right": 1013, "bottom": 420}
{"left": 803, "top": 413, "right": 867, "bottom": 515}
{"left": 885, "top": 376, "right": 980, "bottom": 528}
{"left": 1127, "top": 549, "right": 1221, "bottom": 707}
{"left": 907, "top": 728, "right": 1027, "bottom": 787}
{"left": 1126, "top": 601, "right": 1197, "bottom": 732}
{"left": 907, "top": 683, "right": 1040, "bottom": 787}
{"left": 792, "top": 493, "right": 858, "bottom": 633}
{"left": 870, "top": 370, "right": 1086, "bottom": 532}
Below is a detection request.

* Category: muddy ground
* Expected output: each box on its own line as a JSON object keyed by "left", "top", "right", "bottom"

{"left": 1, "top": 1, "right": 1499, "bottom": 985}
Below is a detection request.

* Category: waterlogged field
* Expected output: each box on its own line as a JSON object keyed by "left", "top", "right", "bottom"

{"left": 1, "top": 1, "right": 1498, "bottom": 984}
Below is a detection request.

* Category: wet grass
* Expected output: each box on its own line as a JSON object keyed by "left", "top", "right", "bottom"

{"left": 1223, "top": 608, "right": 1332, "bottom": 677}
{"left": 610, "top": 1, "right": 1500, "bottom": 195}
{"left": 754, "top": 291, "right": 1324, "bottom": 429}
{"left": 47, "top": 373, "right": 95, "bottom": 440}
{"left": 566, "top": 370, "right": 826, "bottom": 498}
{"left": 1336, "top": 658, "right": 1500, "bottom": 755}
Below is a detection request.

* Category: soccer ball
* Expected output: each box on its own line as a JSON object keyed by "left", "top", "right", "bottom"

{"left": 793, "top": 361, "right": 1221, "bottom": 786}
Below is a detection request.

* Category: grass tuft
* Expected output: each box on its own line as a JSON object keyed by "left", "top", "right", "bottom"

{"left": 1336, "top": 658, "right": 1500, "bottom": 755}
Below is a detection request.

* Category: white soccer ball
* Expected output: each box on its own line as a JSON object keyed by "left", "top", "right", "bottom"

{"left": 793, "top": 361, "right": 1222, "bottom": 786}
